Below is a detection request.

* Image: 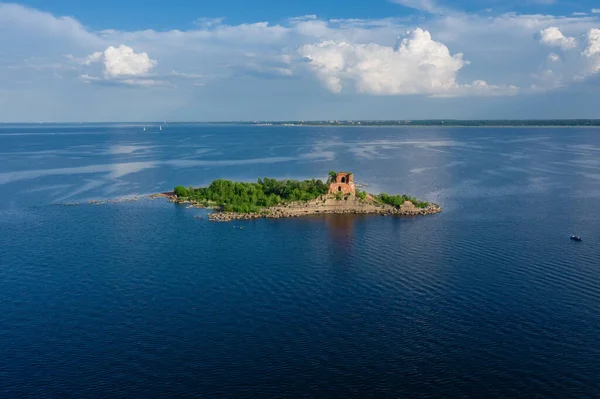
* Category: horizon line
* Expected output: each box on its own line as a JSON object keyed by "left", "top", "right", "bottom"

{"left": 2, "top": 119, "right": 600, "bottom": 124}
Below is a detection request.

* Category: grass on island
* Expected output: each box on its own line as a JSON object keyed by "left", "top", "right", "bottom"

{"left": 173, "top": 177, "right": 430, "bottom": 214}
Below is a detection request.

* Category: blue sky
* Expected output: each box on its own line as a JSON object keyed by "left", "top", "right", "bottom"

{"left": 13, "top": 0, "right": 415, "bottom": 29}
{"left": 14, "top": 0, "right": 599, "bottom": 29}
{"left": 1, "top": 0, "right": 600, "bottom": 121}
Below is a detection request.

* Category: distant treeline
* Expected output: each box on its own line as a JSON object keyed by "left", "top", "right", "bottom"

{"left": 231, "top": 120, "right": 600, "bottom": 127}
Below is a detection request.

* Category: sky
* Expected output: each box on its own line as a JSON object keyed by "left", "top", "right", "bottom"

{"left": 1, "top": 0, "right": 600, "bottom": 121}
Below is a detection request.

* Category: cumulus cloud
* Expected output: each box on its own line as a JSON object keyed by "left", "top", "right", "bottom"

{"left": 104, "top": 45, "right": 156, "bottom": 77}
{"left": 539, "top": 27, "right": 577, "bottom": 50}
{"left": 592, "top": 9, "right": 600, "bottom": 14}
{"left": 80, "top": 45, "right": 158, "bottom": 86}
{"left": 300, "top": 28, "right": 511, "bottom": 96}
{"left": 86, "top": 45, "right": 157, "bottom": 78}
{"left": 582, "top": 28, "right": 600, "bottom": 74}
{"left": 582, "top": 28, "right": 600, "bottom": 57}
{"left": 532, "top": 27, "right": 600, "bottom": 90}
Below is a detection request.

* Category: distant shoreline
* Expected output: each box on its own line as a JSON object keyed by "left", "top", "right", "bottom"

{"left": 245, "top": 120, "right": 600, "bottom": 127}
{"left": 249, "top": 124, "right": 600, "bottom": 129}
{"left": 3, "top": 120, "right": 600, "bottom": 127}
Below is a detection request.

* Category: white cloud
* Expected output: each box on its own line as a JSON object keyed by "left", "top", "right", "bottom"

{"left": 592, "top": 9, "right": 600, "bottom": 14}
{"left": 532, "top": 27, "right": 600, "bottom": 89}
{"left": 90, "top": 45, "right": 156, "bottom": 78}
{"left": 291, "top": 19, "right": 332, "bottom": 38}
{"left": 582, "top": 28, "right": 600, "bottom": 57}
{"left": 81, "top": 45, "right": 158, "bottom": 85}
{"left": 300, "top": 28, "right": 513, "bottom": 96}
{"left": 300, "top": 29, "right": 465, "bottom": 94}
{"left": 539, "top": 27, "right": 577, "bottom": 50}
{"left": 0, "top": 3, "right": 100, "bottom": 46}
{"left": 582, "top": 28, "right": 600, "bottom": 74}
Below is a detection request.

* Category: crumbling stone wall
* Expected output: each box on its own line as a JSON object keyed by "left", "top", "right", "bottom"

{"left": 328, "top": 172, "right": 356, "bottom": 195}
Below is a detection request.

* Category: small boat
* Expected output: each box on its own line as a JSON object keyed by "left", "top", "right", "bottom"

{"left": 143, "top": 127, "right": 146, "bottom": 131}
{"left": 159, "top": 126, "right": 162, "bottom": 131}
{"left": 570, "top": 235, "right": 582, "bottom": 241}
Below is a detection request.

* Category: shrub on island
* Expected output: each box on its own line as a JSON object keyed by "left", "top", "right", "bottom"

{"left": 356, "top": 189, "right": 367, "bottom": 201}
{"left": 377, "top": 193, "right": 429, "bottom": 209}
{"left": 174, "top": 186, "right": 190, "bottom": 198}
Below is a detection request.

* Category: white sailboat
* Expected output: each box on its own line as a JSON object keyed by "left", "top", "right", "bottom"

{"left": 143, "top": 127, "right": 146, "bottom": 131}
{"left": 159, "top": 125, "right": 162, "bottom": 131}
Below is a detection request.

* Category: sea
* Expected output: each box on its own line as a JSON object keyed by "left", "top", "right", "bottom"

{"left": 1, "top": 124, "right": 600, "bottom": 398}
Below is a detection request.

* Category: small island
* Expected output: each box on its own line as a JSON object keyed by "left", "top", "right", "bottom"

{"left": 166, "top": 171, "right": 440, "bottom": 221}
{"left": 164, "top": 171, "right": 441, "bottom": 222}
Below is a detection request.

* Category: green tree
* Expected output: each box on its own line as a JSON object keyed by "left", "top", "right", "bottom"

{"left": 174, "top": 186, "right": 189, "bottom": 197}
{"left": 328, "top": 171, "right": 337, "bottom": 183}
{"left": 174, "top": 177, "right": 332, "bottom": 213}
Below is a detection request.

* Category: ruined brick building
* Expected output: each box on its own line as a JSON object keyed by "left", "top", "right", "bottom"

{"left": 328, "top": 172, "right": 356, "bottom": 195}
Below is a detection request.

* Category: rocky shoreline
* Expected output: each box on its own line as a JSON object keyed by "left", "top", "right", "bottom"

{"left": 57, "top": 191, "right": 441, "bottom": 222}
{"left": 57, "top": 196, "right": 150, "bottom": 207}
{"left": 207, "top": 205, "right": 441, "bottom": 222}
{"left": 164, "top": 193, "right": 441, "bottom": 223}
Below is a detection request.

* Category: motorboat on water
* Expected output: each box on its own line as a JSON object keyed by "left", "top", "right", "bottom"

{"left": 570, "top": 235, "right": 582, "bottom": 241}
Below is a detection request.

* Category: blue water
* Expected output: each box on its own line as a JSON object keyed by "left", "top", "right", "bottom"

{"left": 1, "top": 124, "right": 600, "bottom": 398}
